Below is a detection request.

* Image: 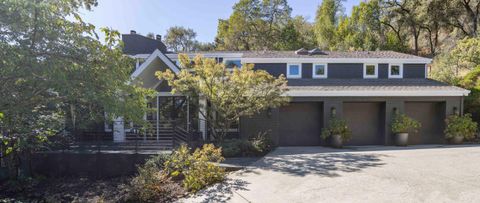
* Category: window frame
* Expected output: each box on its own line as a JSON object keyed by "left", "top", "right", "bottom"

{"left": 312, "top": 63, "right": 328, "bottom": 78}
{"left": 287, "top": 63, "right": 302, "bottom": 79}
{"left": 388, "top": 64, "right": 403, "bottom": 78}
{"left": 363, "top": 63, "right": 378, "bottom": 79}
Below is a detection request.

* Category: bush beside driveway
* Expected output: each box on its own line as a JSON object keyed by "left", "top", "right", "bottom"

{"left": 182, "top": 145, "right": 480, "bottom": 203}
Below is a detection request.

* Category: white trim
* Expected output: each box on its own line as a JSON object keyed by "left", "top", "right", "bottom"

{"left": 131, "top": 49, "right": 180, "bottom": 79}
{"left": 166, "top": 53, "right": 243, "bottom": 59}
{"left": 363, "top": 64, "right": 378, "bottom": 78}
{"left": 425, "top": 64, "right": 428, "bottom": 78}
{"left": 286, "top": 90, "right": 471, "bottom": 97}
{"left": 388, "top": 64, "right": 403, "bottom": 78}
{"left": 312, "top": 63, "right": 328, "bottom": 78}
{"left": 241, "top": 58, "right": 432, "bottom": 64}
{"left": 287, "top": 63, "right": 302, "bottom": 79}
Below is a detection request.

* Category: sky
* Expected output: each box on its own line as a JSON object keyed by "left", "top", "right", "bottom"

{"left": 80, "top": 0, "right": 361, "bottom": 43}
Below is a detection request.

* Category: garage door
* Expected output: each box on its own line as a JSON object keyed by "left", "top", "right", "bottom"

{"left": 279, "top": 103, "right": 323, "bottom": 146}
{"left": 405, "top": 102, "right": 445, "bottom": 144}
{"left": 343, "top": 102, "right": 385, "bottom": 145}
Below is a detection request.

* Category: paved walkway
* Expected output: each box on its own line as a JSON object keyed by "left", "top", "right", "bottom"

{"left": 181, "top": 145, "right": 480, "bottom": 203}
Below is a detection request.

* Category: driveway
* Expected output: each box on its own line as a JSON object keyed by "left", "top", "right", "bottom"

{"left": 181, "top": 145, "right": 480, "bottom": 203}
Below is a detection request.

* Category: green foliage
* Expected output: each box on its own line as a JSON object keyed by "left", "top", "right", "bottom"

{"left": 314, "top": 0, "right": 344, "bottom": 50}
{"left": 0, "top": 0, "right": 153, "bottom": 179}
{"left": 391, "top": 113, "right": 421, "bottom": 134}
{"left": 156, "top": 54, "right": 289, "bottom": 141}
{"left": 215, "top": 0, "right": 292, "bottom": 50}
{"left": 164, "top": 26, "right": 198, "bottom": 52}
{"left": 128, "top": 156, "right": 185, "bottom": 202}
{"left": 444, "top": 114, "right": 478, "bottom": 140}
{"left": 220, "top": 132, "right": 274, "bottom": 157}
{"left": 164, "top": 144, "right": 225, "bottom": 192}
{"left": 321, "top": 117, "right": 351, "bottom": 141}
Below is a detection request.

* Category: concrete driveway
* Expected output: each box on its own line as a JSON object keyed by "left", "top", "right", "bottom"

{"left": 181, "top": 145, "right": 480, "bottom": 203}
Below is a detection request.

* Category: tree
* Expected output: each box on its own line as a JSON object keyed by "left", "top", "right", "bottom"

{"left": 156, "top": 54, "right": 289, "bottom": 141}
{"left": 0, "top": 0, "right": 152, "bottom": 178}
{"left": 193, "top": 42, "right": 216, "bottom": 51}
{"left": 275, "top": 16, "right": 316, "bottom": 50}
{"left": 314, "top": 0, "right": 345, "bottom": 50}
{"left": 431, "top": 37, "right": 480, "bottom": 122}
{"left": 164, "top": 26, "right": 198, "bottom": 52}
{"left": 215, "top": 0, "right": 292, "bottom": 50}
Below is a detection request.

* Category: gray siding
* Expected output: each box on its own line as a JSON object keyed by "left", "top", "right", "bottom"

{"left": 253, "top": 63, "right": 286, "bottom": 77}
{"left": 378, "top": 63, "right": 389, "bottom": 79}
{"left": 302, "top": 63, "right": 312, "bottom": 79}
{"left": 404, "top": 64, "right": 426, "bottom": 78}
{"left": 327, "top": 63, "right": 363, "bottom": 79}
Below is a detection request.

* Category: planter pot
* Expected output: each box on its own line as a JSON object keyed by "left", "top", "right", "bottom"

{"left": 331, "top": 134, "right": 343, "bottom": 148}
{"left": 449, "top": 135, "right": 464, "bottom": 145}
{"left": 395, "top": 133, "right": 409, "bottom": 146}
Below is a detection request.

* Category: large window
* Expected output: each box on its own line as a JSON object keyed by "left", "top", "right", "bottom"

{"left": 225, "top": 60, "right": 242, "bottom": 69}
{"left": 363, "top": 64, "right": 378, "bottom": 78}
{"left": 389, "top": 64, "right": 403, "bottom": 78}
{"left": 287, "top": 63, "right": 302, "bottom": 78}
{"left": 313, "top": 63, "right": 327, "bottom": 78}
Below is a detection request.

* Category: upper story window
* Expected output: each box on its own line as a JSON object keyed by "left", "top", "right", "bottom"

{"left": 389, "top": 64, "right": 403, "bottom": 78}
{"left": 363, "top": 64, "right": 378, "bottom": 78}
{"left": 225, "top": 60, "right": 242, "bottom": 69}
{"left": 313, "top": 63, "right": 327, "bottom": 78}
{"left": 287, "top": 63, "right": 302, "bottom": 79}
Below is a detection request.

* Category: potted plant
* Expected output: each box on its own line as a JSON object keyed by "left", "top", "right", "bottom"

{"left": 321, "top": 117, "right": 351, "bottom": 148}
{"left": 391, "top": 113, "right": 421, "bottom": 146}
{"left": 444, "top": 114, "right": 478, "bottom": 144}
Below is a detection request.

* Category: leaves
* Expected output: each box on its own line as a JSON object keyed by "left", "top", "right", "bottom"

{"left": 156, "top": 54, "right": 288, "bottom": 141}
{"left": 444, "top": 114, "right": 478, "bottom": 139}
{"left": 391, "top": 113, "right": 421, "bottom": 134}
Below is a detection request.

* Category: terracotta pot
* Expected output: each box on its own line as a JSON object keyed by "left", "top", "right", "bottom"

{"left": 331, "top": 134, "right": 343, "bottom": 148}
{"left": 395, "top": 133, "right": 409, "bottom": 146}
{"left": 449, "top": 135, "right": 464, "bottom": 145}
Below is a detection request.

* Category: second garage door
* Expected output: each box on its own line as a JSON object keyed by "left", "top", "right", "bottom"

{"left": 343, "top": 102, "right": 385, "bottom": 145}
{"left": 279, "top": 102, "right": 323, "bottom": 146}
{"left": 405, "top": 102, "right": 445, "bottom": 144}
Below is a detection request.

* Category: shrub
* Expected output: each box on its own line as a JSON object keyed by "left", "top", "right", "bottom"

{"left": 220, "top": 139, "right": 253, "bottom": 157}
{"left": 251, "top": 131, "right": 274, "bottom": 154}
{"left": 391, "top": 113, "right": 421, "bottom": 134}
{"left": 164, "top": 144, "right": 226, "bottom": 192}
{"left": 127, "top": 157, "right": 185, "bottom": 202}
{"left": 321, "top": 117, "right": 351, "bottom": 141}
{"left": 444, "top": 114, "right": 478, "bottom": 139}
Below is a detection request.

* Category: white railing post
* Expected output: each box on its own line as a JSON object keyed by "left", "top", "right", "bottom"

{"left": 156, "top": 95, "right": 160, "bottom": 141}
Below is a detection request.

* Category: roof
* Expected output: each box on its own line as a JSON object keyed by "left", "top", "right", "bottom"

{"left": 285, "top": 79, "right": 469, "bottom": 97}
{"left": 122, "top": 34, "right": 167, "bottom": 55}
{"left": 242, "top": 50, "right": 429, "bottom": 59}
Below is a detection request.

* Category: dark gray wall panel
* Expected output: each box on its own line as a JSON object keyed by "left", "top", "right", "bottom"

{"left": 404, "top": 64, "right": 426, "bottom": 78}
{"left": 253, "top": 63, "right": 286, "bottom": 77}
{"left": 378, "top": 63, "right": 389, "bottom": 79}
{"left": 327, "top": 63, "right": 363, "bottom": 79}
{"left": 302, "top": 63, "right": 312, "bottom": 79}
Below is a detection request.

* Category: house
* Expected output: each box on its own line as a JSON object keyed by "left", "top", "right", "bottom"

{"left": 112, "top": 31, "right": 469, "bottom": 147}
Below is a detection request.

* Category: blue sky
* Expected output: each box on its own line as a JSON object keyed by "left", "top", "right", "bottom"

{"left": 80, "top": 0, "right": 361, "bottom": 43}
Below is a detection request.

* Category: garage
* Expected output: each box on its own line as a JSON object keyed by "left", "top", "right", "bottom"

{"left": 343, "top": 102, "right": 385, "bottom": 145}
{"left": 405, "top": 102, "right": 446, "bottom": 144}
{"left": 279, "top": 102, "right": 323, "bottom": 146}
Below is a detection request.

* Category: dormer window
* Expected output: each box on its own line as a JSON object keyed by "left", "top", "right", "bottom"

{"left": 287, "top": 63, "right": 302, "bottom": 79}
{"left": 313, "top": 63, "right": 327, "bottom": 78}
{"left": 389, "top": 64, "right": 403, "bottom": 78}
{"left": 363, "top": 64, "right": 378, "bottom": 78}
